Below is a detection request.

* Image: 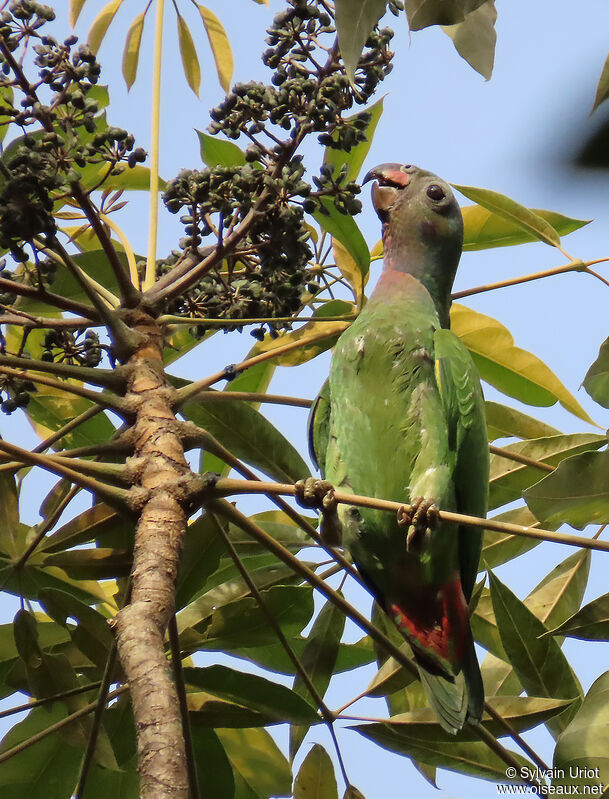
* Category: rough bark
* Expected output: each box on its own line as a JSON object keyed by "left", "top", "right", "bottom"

{"left": 113, "top": 313, "right": 190, "bottom": 799}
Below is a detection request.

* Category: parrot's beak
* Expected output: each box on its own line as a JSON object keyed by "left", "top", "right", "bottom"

{"left": 363, "top": 164, "right": 411, "bottom": 219}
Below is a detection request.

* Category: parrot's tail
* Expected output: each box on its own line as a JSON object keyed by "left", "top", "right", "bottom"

{"left": 390, "top": 576, "right": 484, "bottom": 733}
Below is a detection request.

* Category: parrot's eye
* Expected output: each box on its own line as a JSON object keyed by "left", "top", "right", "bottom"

{"left": 426, "top": 184, "right": 445, "bottom": 202}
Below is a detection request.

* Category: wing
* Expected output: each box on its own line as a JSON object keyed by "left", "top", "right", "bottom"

{"left": 433, "top": 328, "right": 489, "bottom": 601}
{"left": 308, "top": 378, "right": 331, "bottom": 474}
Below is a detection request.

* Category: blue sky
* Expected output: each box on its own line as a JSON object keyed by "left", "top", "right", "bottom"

{"left": 3, "top": 1, "right": 609, "bottom": 797}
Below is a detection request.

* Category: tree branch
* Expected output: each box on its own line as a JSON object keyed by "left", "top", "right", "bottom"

{"left": 0, "top": 353, "right": 127, "bottom": 391}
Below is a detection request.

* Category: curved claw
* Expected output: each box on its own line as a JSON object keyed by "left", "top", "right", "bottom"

{"left": 295, "top": 478, "right": 342, "bottom": 547}
{"left": 397, "top": 497, "right": 439, "bottom": 553}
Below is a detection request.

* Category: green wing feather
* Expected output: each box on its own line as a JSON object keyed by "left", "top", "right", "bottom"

{"left": 433, "top": 328, "right": 489, "bottom": 601}
{"left": 308, "top": 378, "right": 331, "bottom": 472}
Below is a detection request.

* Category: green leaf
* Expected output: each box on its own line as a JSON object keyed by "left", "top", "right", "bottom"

{"left": 451, "top": 303, "right": 596, "bottom": 423}
{"left": 481, "top": 506, "right": 544, "bottom": 569}
{"left": 489, "top": 570, "right": 582, "bottom": 737}
{"left": 406, "top": 0, "right": 488, "bottom": 30}
{"left": 38, "top": 588, "right": 114, "bottom": 670}
{"left": 42, "top": 502, "right": 133, "bottom": 553}
{"left": 0, "top": 471, "right": 20, "bottom": 559}
{"left": 191, "top": 726, "right": 235, "bottom": 799}
{"left": 324, "top": 97, "right": 385, "bottom": 183}
{"left": 200, "top": 357, "right": 277, "bottom": 477}
{"left": 290, "top": 598, "right": 346, "bottom": 758}
{"left": 313, "top": 199, "right": 369, "bottom": 274}
{"left": 226, "top": 510, "right": 314, "bottom": 556}
{"left": 122, "top": 10, "right": 146, "bottom": 89}
{"left": 480, "top": 652, "right": 523, "bottom": 697}
{"left": 42, "top": 548, "right": 131, "bottom": 580}
{"left": 253, "top": 302, "right": 353, "bottom": 366}
{"left": 0, "top": 86, "right": 13, "bottom": 144}
{"left": 0, "top": 704, "right": 81, "bottom": 797}
{"left": 583, "top": 335, "right": 609, "bottom": 408}
{"left": 592, "top": 52, "right": 609, "bottom": 112}
{"left": 332, "top": 237, "right": 367, "bottom": 304}
{"left": 344, "top": 788, "right": 366, "bottom": 799}
{"left": 87, "top": 0, "right": 123, "bottom": 54}
{"left": 485, "top": 400, "right": 561, "bottom": 442}
{"left": 442, "top": 1, "right": 496, "bottom": 79}
{"left": 525, "top": 549, "right": 591, "bottom": 634}
{"left": 180, "top": 387, "right": 308, "bottom": 483}
{"left": 195, "top": 4, "right": 233, "bottom": 92}
{"left": 452, "top": 183, "right": 561, "bottom": 247}
{"left": 184, "top": 664, "right": 319, "bottom": 723}
{"left": 189, "top": 694, "right": 277, "bottom": 727}
{"left": 351, "top": 718, "right": 535, "bottom": 780}
{"left": 544, "top": 593, "right": 609, "bottom": 642}
{"left": 177, "top": 12, "right": 201, "bottom": 96}
{"left": 462, "top": 205, "right": 591, "bottom": 251}
{"left": 489, "top": 433, "right": 605, "bottom": 510}
{"left": 217, "top": 728, "right": 292, "bottom": 799}
{"left": 524, "top": 449, "right": 609, "bottom": 529}
{"left": 197, "top": 129, "right": 247, "bottom": 167}
{"left": 334, "top": 0, "right": 386, "bottom": 82}
{"left": 554, "top": 671, "right": 609, "bottom": 792}
{"left": 294, "top": 743, "right": 338, "bottom": 799}
{"left": 175, "top": 513, "right": 225, "bottom": 609}
{"left": 196, "top": 585, "right": 314, "bottom": 649}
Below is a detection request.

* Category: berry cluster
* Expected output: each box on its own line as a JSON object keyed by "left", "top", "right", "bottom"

{"left": 41, "top": 329, "right": 103, "bottom": 367}
{"left": 163, "top": 0, "right": 395, "bottom": 335}
{"left": 0, "top": 1, "right": 145, "bottom": 262}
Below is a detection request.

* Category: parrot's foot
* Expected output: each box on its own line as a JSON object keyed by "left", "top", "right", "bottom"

{"left": 295, "top": 478, "right": 342, "bottom": 547}
{"left": 397, "top": 497, "right": 439, "bottom": 553}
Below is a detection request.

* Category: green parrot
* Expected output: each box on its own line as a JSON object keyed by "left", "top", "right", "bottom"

{"left": 304, "top": 163, "right": 488, "bottom": 733}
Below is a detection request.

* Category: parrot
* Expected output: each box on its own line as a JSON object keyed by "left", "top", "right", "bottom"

{"left": 301, "top": 163, "right": 488, "bottom": 733}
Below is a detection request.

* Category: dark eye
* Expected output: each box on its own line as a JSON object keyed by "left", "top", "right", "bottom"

{"left": 427, "top": 184, "right": 445, "bottom": 202}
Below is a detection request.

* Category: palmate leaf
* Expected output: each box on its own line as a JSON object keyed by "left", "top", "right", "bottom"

{"left": 481, "top": 506, "right": 545, "bottom": 569}
{"left": 554, "top": 671, "right": 609, "bottom": 792}
{"left": 184, "top": 664, "right": 319, "bottom": 723}
{"left": 177, "top": 12, "right": 201, "bottom": 96}
{"left": 485, "top": 401, "right": 561, "bottom": 442}
{"left": 451, "top": 304, "right": 596, "bottom": 423}
{"left": 462, "top": 205, "right": 590, "bottom": 251}
{"left": 452, "top": 183, "right": 561, "bottom": 248}
{"left": 323, "top": 95, "right": 385, "bottom": 184}
{"left": 489, "top": 571, "right": 582, "bottom": 738}
{"left": 87, "top": 0, "right": 124, "bottom": 54}
{"left": 405, "top": 0, "right": 488, "bottom": 30}
{"left": 545, "top": 593, "right": 609, "bottom": 641}
{"left": 191, "top": 726, "right": 234, "bottom": 799}
{"left": 253, "top": 300, "right": 354, "bottom": 366}
{"left": 294, "top": 743, "right": 338, "bottom": 799}
{"left": 313, "top": 199, "right": 370, "bottom": 275}
{"left": 584, "top": 334, "right": 609, "bottom": 408}
{"left": 442, "top": 1, "right": 497, "bottom": 80}
{"left": 351, "top": 718, "right": 536, "bottom": 780}
{"left": 333, "top": 237, "right": 367, "bottom": 305}
{"left": 334, "top": 0, "right": 387, "bottom": 83}
{"left": 592, "top": 52, "right": 609, "bottom": 112}
{"left": 122, "top": 9, "right": 147, "bottom": 90}
{"left": 217, "top": 727, "right": 292, "bottom": 799}
{"left": 290, "top": 597, "right": 346, "bottom": 758}
{"left": 0, "top": 704, "right": 81, "bottom": 797}
{"left": 197, "top": 129, "right": 247, "bottom": 167}
{"left": 195, "top": 4, "right": 234, "bottom": 93}
{"left": 180, "top": 384, "right": 308, "bottom": 483}
{"left": 0, "top": 472, "right": 20, "bottom": 559}
{"left": 488, "top": 433, "right": 606, "bottom": 510}
{"left": 524, "top": 449, "right": 609, "bottom": 529}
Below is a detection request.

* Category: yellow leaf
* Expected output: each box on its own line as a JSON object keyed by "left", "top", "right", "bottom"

{"left": 255, "top": 319, "right": 351, "bottom": 366}
{"left": 87, "top": 0, "right": 124, "bottom": 54}
{"left": 332, "top": 237, "right": 366, "bottom": 304}
{"left": 451, "top": 304, "right": 596, "bottom": 425}
{"left": 195, "top": 4, "right": 234, "bottom": 93}
{"left": 122, "top": 9, "right": 147, "bottom": 90}
{"left": 177, "top": 12, "right": 201, "bottom": 97}
{"left": 370, "top": 239, "right": 383, "bottom": 258}
{"left": 70, "top": 0, "right": 88, "bottom": 27}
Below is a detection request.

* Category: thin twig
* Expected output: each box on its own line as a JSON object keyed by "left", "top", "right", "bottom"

{"left": 0, "top": 681, "right": 102, "bottom": 720}
{"left": 212, "top": 478, "right": 609, "bottom": 554}
{"left": 489, "top": 445, "right": 555, "bottom": 473}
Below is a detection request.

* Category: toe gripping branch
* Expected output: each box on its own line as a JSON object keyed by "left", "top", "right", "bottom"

{"left": 294, "top": 477, "right": 342, "bottom": 547}
{"left": 397, "top": 496, "right": 440, "bottom": 553}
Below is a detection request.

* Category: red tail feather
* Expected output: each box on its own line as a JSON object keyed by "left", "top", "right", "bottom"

{"left": 390, "top": 576, "right": 469, "bottom": 671}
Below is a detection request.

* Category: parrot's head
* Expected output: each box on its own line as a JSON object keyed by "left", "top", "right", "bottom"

{"left": 362, "top": 163, "right": 463, "bottom": 323}
{"left": 362, "top": 163, "right": 463, "bottom": 254}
